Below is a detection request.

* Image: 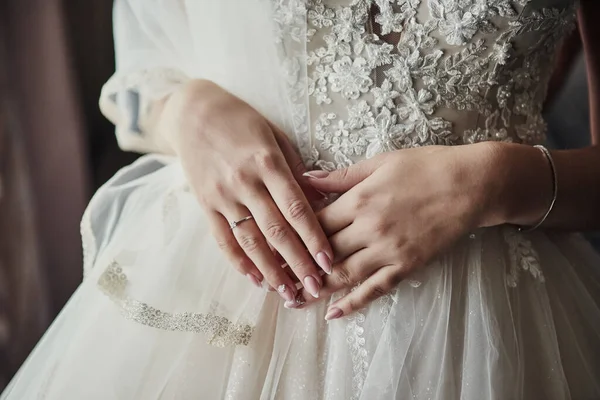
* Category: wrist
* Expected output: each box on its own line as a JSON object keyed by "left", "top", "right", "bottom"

{"left": 153, "top": 79, "right": 221, "bottom": 155}
{"left": 473, "top": 141, "right": 553, "bottom": 228}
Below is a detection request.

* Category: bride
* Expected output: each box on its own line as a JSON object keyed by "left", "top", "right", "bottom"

{"left": 3, "top": 0, "right": 600, "bottom": 399}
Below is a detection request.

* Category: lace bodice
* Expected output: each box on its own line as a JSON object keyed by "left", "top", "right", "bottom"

{"left": 101, "top": 0, "right": 578, "bottom": 167}
{"left": 274, "top": 0, "right": 578, "bottom": 170}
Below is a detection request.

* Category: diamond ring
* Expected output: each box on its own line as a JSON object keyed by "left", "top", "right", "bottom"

{"left": 229, "top": 215, "right": 254, "bottom": 230}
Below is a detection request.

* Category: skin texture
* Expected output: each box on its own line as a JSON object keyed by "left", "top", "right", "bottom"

{"left": 154, "top": 80, "right": 333, "bottom": 302}
{"left": 290, "top": 2, "right": 600, "bottom": 318}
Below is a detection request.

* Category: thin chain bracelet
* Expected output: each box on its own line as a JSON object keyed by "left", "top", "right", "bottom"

{"left": 518, "top": 145, "right": 558, "bottom": 233}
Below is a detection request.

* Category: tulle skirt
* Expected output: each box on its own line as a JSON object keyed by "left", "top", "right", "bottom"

{"left": 3, "top": 155, "right": 600, "bottom": 400}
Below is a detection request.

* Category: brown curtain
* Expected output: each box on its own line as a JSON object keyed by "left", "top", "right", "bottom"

{"left": 0, "top": 0, "right": 142, "bottom": 387}
{"left": 0, "top": 0, "right": 90, "bottom": 387}
{"left": 62, "top": 0, "right": 138, "bottom": 189}
{"left": 0, "top": 39, "right": 49, "bottom": 391}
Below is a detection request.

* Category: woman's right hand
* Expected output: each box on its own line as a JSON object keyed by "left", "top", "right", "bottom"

{"left": 154, "top": 79, "right": 333, "bottom": 302}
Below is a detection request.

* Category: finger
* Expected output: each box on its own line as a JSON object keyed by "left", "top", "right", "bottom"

{"left": 271, "top": 123, "right": 326, "bottom": 204}
{"left": 272, "top": 247, "right": 286, "bottom": 266}
{"left": 245, "top": 187, "right": 324, "bottom": 299}
{"left": 316, "top": 191, "right": 356, "bottom": 236}
{"left": 324, "top": 265, "right": 403, "bottom": 320}
{"left": 258, "top": 154, "right": 334, "bottom": 276}
{"left": 291, "top": 248, "right": 383, "bottom": 309}
{"left": 281, "top": 264, "right": 301, "bottom": 282}
{"left": 262, "top": 243, "right": 287, "bottom": 291}
{"left": 208, "top": 211, "right": 263, "bottom": 288}
{"left": 263, "top": 260, "right": 304, "bottom": 293}
{"left": 328, "top": 223, "right": 368, "bottom": 262}
{"left": 223, "top": 206, "right": 298, "bottom": 302}
{"left": 303, "top": 158, "right": 378, "bottom": 193}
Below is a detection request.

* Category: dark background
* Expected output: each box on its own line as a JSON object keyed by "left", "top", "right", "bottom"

{"left": 63, "top": 0, "right": 138, "bottom": 188}
{"left": 0, "top": 0, "right": 135, "bottom": 388}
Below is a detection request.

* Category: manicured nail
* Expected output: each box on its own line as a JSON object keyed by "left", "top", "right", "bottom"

{"left": 284, "top": 300, "right": 298, "bottom": 309}
{"left": 324, "top": 307, "right": 343, "bottom": 321}
{"left": 315, "top": 189, "right": 328, "bottom": 198}
{"left": 303, "top": 276, "right": 320, "bottom": 298}
{"left": 277, "top": 284, "right": 295, "bottom": 302}
{"left": 284, "top": 293, "right": 306, "bottom": 309}
{"left": 316, "top": 252, "right": 332, "bottom": 275}
{"left": 246, "top": 274, "right": 262, "bottom": 289}
{"left": 303, "top": 170, "right": 330, "bottom": 179}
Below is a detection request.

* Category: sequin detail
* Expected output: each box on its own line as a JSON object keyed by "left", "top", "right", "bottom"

{"left": 98, "top": 261, "right": 254, "bottom": 347}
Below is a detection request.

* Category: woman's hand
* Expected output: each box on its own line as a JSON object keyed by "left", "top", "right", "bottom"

{"left": 155, "top": 79, "right": 333, "bottom": 301}
{"left": 292, "top": 144, "right": 506, "bottom": 318}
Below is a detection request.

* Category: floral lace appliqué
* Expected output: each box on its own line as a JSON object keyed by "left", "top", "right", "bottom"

{"left": 503, "top": 227, "right": 545, "bottom": 287}
{"left": 346, "top": 307, "right": 368, "bottom": 400}
{"left": 303, "top": 0, "right": 577, "bottom": 169}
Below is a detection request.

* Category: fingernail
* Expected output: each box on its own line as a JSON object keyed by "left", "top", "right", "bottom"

{"left": 277, "top": 284, "right": 295, "bottom": 302}
{"left": 246, "top": 274, "right": 262, "bottom": 289}
{"left": 284, "top": 293, "right": 306, "bottom": 309}
{"left": 303, "top": 276, "right": 320, "bottom": 299}
{"left": 284, "top": 300, "right": 298, "bottom": 309}
{"left": 315, "top": 189, "right": 329, "bottom": 198}
{"left": 324, "top": 307, "right": 343, "bottom": 321}
{"left": 303, "top": 170, "right": 329, "bottom": 179}
{"left": 316, "top": 252, "right": 332, "bottom": 275}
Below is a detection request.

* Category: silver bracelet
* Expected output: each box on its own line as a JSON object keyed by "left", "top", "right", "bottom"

{"left": 518, "top": 145, "right": 558, "bottom": 233}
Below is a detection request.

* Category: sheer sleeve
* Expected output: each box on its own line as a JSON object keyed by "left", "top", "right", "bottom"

{"left": 100, "top": 0, "right": 310, "bottom": 157}
{"left": 99, "top": 0, "right": 193, "bottom": 154}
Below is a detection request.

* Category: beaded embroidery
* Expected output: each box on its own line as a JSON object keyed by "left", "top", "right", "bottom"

{"left": 98, "top": 261, "right": 254, "bottom": 347}
{"left": 300, "top": 0, "right": 577, "bottom": 170}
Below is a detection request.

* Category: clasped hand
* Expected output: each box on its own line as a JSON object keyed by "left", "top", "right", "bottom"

{"left": 291, "top": 146, "right": 491, "bottom": 320}
{"left": 161, "top": 81, "right": 493, "bottom": 319}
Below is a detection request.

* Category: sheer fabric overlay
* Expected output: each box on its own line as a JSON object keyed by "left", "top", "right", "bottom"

{"left": 3, "top": 0, "right": 600, "bottom": 399}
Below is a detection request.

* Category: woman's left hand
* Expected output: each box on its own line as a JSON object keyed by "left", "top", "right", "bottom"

{"left": 291, "top": 143, "right": 501, "bottom": 319}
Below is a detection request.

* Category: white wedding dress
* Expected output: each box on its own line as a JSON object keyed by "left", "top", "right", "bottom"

{"left": 3, "top": 0, "right": 600, "bottom": 399}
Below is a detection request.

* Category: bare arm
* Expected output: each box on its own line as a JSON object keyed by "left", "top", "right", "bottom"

{"left": 295, "top": 1, "right": 600, "bottom": 315}
{"left": 480, "top": 0, "right": 600, "bottom": 231}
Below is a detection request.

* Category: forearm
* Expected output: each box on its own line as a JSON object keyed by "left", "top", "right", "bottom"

{"left": 100, "top": 77, "right": 224, "bottom": 157}
{"left": 477, "top": 142, "right": 600, "bottom": 231}
{"left": 146, "top": 79, "right": 235, "bottom": 157}
{"left": 135, "top": 94, "right": 176, "bottom": 156}
{"left": 476, "top": 1, "right": 600, "bottom": 232}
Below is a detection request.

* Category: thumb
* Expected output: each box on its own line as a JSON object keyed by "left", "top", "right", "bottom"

{"left": 303, "top": 162, "right": 375, "bottom": 193}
